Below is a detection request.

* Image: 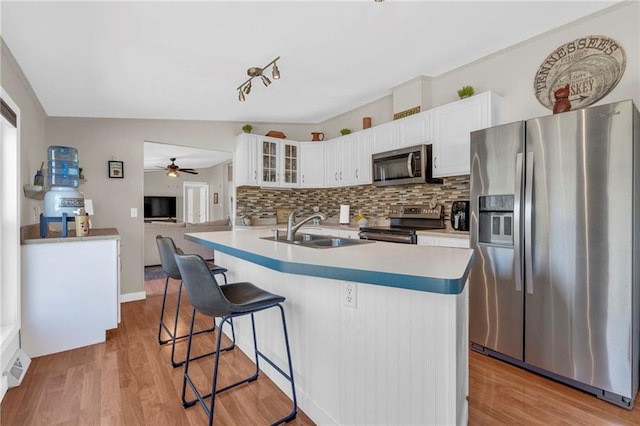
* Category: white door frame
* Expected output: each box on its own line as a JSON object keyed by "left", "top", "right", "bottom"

{"left": 183, "top": 181, "right": 209, "bottom": 223}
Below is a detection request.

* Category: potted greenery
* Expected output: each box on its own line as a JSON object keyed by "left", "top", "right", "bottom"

{"left": 457, "top": 86, "right": 475, "bottom": 99}
{"left": 340, "top": 128, "right": 352, "bottom": 136}
{"left": 242, "top": 124, "right": 253, "bottom": 133}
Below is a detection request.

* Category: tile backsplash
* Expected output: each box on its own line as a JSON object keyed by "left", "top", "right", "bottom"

{"left": 236, "top": 175, "right": 469, "bottom": 227}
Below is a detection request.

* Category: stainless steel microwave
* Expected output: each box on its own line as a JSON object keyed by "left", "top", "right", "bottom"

{"left": 372, "top": 144, "right": 442, "bottom": 186}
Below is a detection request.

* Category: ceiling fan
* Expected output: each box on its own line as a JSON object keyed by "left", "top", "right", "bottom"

{"left": 159, "top": 158, "right": 198, "bottom": 177}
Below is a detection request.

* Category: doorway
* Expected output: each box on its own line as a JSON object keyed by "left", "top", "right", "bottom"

{"left": 183, "top": 181, "right": 209, "bottom": 223}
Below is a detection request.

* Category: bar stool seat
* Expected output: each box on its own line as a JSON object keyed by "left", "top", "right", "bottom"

{"left": 156, "top": 235, "right": 234, "bottom": 368}
{"left": 175, "top": 253, "right": 297, "bottom": 426}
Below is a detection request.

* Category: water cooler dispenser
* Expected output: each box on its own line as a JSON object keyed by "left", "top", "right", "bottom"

{"left": 41, "top": 146, "right": 84, "bottom": 237}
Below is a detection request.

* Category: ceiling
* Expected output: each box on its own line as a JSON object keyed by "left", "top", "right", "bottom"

{"left": 143, "top": 141, "right": 232, "bottom": 171}
{"left": 2, "top": 0, "right": 621, "bottom": 126}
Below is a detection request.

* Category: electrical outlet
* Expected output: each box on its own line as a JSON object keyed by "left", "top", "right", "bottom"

{"left": 343, "top": 282, "right": 357, "bottom": 308}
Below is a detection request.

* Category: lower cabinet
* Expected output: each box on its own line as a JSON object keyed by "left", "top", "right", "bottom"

{"left": 21, "top": 236, "right": 120, "bottom": 357}
{"left": 417, "top": 234, "right": 470, "bottom": 248}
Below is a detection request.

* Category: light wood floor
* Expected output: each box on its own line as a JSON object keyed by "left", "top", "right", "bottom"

{"left": 2, "top": 277, "right": 640, "bottom": 425}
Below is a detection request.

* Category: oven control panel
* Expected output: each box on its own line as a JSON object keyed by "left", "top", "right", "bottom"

{"left": 389, "top": 204, "right": 443, "bottom": 219}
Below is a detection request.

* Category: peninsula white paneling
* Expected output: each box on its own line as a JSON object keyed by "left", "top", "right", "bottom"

{"left": 216, "top": 252, "right": 468, "bottom": 425}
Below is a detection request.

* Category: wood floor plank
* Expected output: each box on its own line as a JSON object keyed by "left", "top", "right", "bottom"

{"left": 3, "top": 282, "right": 640, "bottom": 425}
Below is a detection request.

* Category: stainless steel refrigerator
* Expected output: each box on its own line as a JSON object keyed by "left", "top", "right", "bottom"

{"left": 469, "top": 100, "right": 640, "bottom": 408}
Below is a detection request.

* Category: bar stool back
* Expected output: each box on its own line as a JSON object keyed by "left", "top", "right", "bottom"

{"left": 174, "top": 253, "right": 297, "bottom": 426}
{"left": 155, "top": 235, "right": 233, "bottom": 367}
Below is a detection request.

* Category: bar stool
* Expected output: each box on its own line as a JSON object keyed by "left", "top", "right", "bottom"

{"left": 174, "top": 253, "right": 297, "bottom": 426}
{"left": 156, "top": 235, "right": 235, "bottom": 367}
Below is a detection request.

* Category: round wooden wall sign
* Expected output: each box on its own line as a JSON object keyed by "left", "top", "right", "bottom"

{"left": 533, "top": 35, "right": 626, "bottom": 110}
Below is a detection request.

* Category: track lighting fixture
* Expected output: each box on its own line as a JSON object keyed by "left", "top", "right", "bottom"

{"left": 236, "top": 56, "right": 280, "bottom": 101}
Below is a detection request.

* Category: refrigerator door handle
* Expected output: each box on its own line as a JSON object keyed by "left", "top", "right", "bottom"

{"left": 524, "top": 152, "right": 534, "bottom": 294}
{"left": 514, "top": 153, "right": 523, "bottom": 292}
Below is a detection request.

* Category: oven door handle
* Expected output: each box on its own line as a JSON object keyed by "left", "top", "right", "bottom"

{"left": 407, "top": 152, "right": 415, "bottom": 178}
{"left": 359, "top": 232, "right": 415, "bottom": 244}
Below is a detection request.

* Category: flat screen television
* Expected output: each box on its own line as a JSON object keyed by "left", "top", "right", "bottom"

{"left": 144, "top": 196, "right": 177, "bottom": 219}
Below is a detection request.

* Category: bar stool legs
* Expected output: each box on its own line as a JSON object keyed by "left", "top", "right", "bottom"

{"left": 181, "top": 305, "right": 297, "bottom": 426}
{"left": 158, "top": 270, "right": 236, "bottom": 368}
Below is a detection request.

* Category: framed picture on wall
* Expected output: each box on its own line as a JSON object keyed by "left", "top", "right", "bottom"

{"left": 108, "top": 161, "right": 124, "bottom": 178}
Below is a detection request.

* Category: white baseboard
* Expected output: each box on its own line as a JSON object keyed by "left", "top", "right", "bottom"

{"left": 120, "top": 291, "right": 146, "bottom": 303}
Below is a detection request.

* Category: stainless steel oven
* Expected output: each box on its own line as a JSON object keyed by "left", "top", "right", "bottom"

{"left": 359, "top": 204, "right": 444, "bottom": 244}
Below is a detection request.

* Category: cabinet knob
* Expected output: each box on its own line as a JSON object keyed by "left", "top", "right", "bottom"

{"left": 340, "top": 171, "right": 343, "bottom": 180}
{"left": 335, "top": 172, "right": 338, "bottom": 181}
{"left": 355, "top": 169, "right": 359, "bottom": 179}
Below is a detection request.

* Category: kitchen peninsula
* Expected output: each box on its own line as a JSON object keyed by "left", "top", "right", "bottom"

{"left": 186, "top": 229, "right": 473, "bottom": 426}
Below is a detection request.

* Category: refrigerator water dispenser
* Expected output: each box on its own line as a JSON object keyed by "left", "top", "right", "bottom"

{"left": 478, "top": 195, "right": 514, "bottom": 246}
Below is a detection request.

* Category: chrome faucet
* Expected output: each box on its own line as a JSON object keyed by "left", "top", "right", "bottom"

{"left": 286, "top": 208, "right": 326, "bottom": 241}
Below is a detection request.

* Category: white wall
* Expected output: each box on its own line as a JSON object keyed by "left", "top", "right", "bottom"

{"left": 429, "top": 1, "right": 640, "bottom": 123}
{"left": 320, "top": 1, "right": 639, "bottom": 133}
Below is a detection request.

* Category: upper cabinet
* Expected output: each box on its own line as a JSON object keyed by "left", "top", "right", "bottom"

{"left": 235, "top": 134, "right": 300, "bottom": 188}
{"left": 431, "top": 92, "right": 503, "bottom": 177}
{"left": 370, "top": 121, "right": 397, "bottom": 155}
{"left": 234, "top": 133, "right": 259, "bottom": 186}
{"left": 300, "top": 142, "right": 325, "bottom": 188}
{"left": 234, "top": 91, "right": 503, "bottom": 188}
{"left": 395, "top": 110, "right": 432, "bottom": 148}
{"left": 325, "top": 133, "right": 372, "bottom": 187}
{"left": 258, "top": 137, "right": 300, "bottom": 188}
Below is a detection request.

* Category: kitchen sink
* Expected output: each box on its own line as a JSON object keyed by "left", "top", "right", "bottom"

{"left": 260, "top": 234, "right": 374, "bottom": 249}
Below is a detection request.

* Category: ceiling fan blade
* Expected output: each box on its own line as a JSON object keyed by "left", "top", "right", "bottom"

{"left": 178, "top": 168, "right": 196, "bottom": 172}
{"left": 182, "top": 170, "right": 199, "bottom": 175}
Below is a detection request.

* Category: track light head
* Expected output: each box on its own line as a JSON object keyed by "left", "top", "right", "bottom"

{"left": 236, "top": 56, "right": 280, "bottom": 101}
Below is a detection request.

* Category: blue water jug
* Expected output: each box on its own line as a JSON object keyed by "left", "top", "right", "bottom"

{"left": 47, "top": 146, "right": 79, "bottom": 188}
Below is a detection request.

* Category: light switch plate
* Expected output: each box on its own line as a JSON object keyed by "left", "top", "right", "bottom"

{"left": 130, "top": 208, "right": 137, "bottom": 218}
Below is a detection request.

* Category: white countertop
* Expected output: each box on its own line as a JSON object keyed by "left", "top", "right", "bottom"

{"left": 186, "top": 229, "right": 473, "bottom": 294}
{"left": 21, "top": 226, "right": 120, "bottom": 245}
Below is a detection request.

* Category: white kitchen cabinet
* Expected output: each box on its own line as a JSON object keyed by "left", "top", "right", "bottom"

{"left": 324, "top": 136, "right": 352, "bottom": 186}
{"left": 347, "top": 132, "right": 372, "bottom": 185}
{"left": 234, "top": 133, "right": 259, "bottom": 186}
{"left": 258, "top": 137, "right": 300, "bottom": 188}
{"left": 300, "top": 142, "right": 325, "bottom": 188}
{"left": 431, "top": 91, "right": 503, "bottom": 177}
{"left": 395, "top": 109, "right": 432, "bottom": 148}
{"left": 324, "top": 132, "right": 372, "bottom": 187}
{"left": 370, "top": 121, "right": 397, "bottom": 155}
{"left": 21, "top": 233, "right": 121, "bottom": 357}
{"left": 417, "top": 234, "right": 470, "bottom": 248}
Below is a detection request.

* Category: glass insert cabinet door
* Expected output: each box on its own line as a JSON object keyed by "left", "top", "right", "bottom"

{"left": 262, "top": 140, "right": 278, "bottom": 183}
{"left": 282, "top": 143, "right": 298, "bottom": 185}
{"left": 260, "top": 139, "right": 299, "bottom": 186}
